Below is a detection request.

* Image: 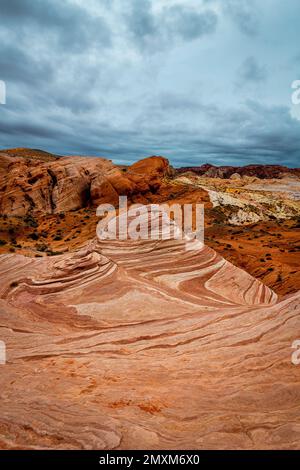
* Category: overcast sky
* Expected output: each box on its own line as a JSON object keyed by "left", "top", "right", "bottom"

{"left": 0, "top": 0, "right": 300, "bottom": 167}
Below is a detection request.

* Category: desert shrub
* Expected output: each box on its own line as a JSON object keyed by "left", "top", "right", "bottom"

{"left": 0, "top": 239, "right": 7, "bottom": 246}
{"left": 36, "top": 243, "right": 48, "bottom": 252}
{"left": 46, "top": 250, "right": 62, "bottom": 256}
{"left": 28, "top": 232, "right": 39, "bottom": 240}
{"left": 53, "top": 235, "right": 62, "bottom": 241}
{"left": 24, "top": 214, "right": 38, "bottom": 228}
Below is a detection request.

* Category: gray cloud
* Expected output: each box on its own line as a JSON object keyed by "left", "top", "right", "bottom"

{"left": 237, "top": 56, "right": 267, "bottom": 86}
{"left": 123, "top": 0, "right": 218, "bottom": 52}
{"left": 0, "top": 0, "right": 112, "bottom": 52}
{"left": 164, "top": 5, "right": 217, "bottom": 41}
{"left": 224, "top": 0, "right": 259, "bottom": 36}
{"left": 0, "top": 43, "right": 54, "bottom": 86}
{"left": 0, "top": 0, "right": 299, "bottom": 168}
{"left": 125, "top": 0, "right": 157, "bottom": 48}
{"left": 1, "top": 93, "right": 299, "bottom": 168}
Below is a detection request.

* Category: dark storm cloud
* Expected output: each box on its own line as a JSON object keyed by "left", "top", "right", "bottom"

{"left": 0, "top": 43, "right": 54, "bottom": 85}
{"left": 0, "top": 0, "right": 112, "bottom": 51}
{"left": 162, "top": 101, "right": 300, "bottom": 168}
{"left": 1, "top": 88, "right": 299, "bottom": 168}
{"left": 0, "top": 116, "right": 68, "bottom": 140}
{"left": 0, "top": 0, "right": 299, "bottom": 168}
{"left": 224, "top": 0, "right": 259, "bottom": 36}
{"left": 236, "top": 57, "right": 267, "bottom": 86}
{"left": 164, "top": 5, "right": 217, "bottom": 41}
{"left": 125, "top": 0, "right": 157, "bottom": 47}
{"left": 124, "top": 0, "right": 218, "bottom": 52}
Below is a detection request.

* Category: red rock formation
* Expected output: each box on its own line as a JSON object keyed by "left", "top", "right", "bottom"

{"left": 91, "top": 156, "right": 172, "bottom": 205}
{"left": 0, "top": 151, "right": 172, "bottom": 216}
{"left": 0, "top": 153, "right": 114, "bottom": 215}
{"left": 0, "top": 209, "right": 299, "bottom": 449}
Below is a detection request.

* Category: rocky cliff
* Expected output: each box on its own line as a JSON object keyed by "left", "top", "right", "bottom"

{"left": 177, "top": 163, "right": 300, "bottom": 179}
{"left": 0, "top": 150, "right": 172, "bottom": 216}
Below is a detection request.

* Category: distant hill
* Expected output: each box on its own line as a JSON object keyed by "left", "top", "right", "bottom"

{"left": 0, "top": 148, "right": 61, "bottom": 162}
{"left": 176, "top": 163, "right": 300, "bottom": 179}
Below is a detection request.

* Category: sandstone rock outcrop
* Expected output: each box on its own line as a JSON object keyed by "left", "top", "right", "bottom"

{"left": 0, "top": 150, "right": 172, "bottom": 216}
{"left": 0, "top": 209, "right": 299, "bottom": 449}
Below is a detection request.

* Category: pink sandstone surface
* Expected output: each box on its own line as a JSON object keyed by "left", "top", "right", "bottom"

{"left": 0, "top": 209, "right": 299, "bottom": 449}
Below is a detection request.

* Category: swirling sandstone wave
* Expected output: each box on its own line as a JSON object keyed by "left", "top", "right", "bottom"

{"left": 0, "top": 210, "right": 299, "bottom": 449}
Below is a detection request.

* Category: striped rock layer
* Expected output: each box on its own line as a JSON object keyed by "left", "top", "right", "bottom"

{"left": 0, "top": 209, "right": 299, "bottom": 449}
